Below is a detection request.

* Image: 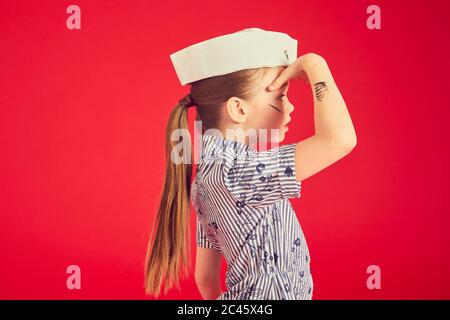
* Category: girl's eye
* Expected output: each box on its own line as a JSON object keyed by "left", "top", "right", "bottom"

{"left": 278, "top": 94, "right": 286, "bottom": 101}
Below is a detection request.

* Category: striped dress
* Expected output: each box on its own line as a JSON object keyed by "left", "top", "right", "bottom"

{"left": 191, "top": 133, "right": 313, "bottom": 300}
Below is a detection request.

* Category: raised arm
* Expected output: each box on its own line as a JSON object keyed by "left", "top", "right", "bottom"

{"left": 296, "top": 54, "right": 357, "bottom": 181}
{"left": 302, "top": 54, "right": 357, "bottom": 144}
{"left": 269, "top": 53, "right": 357, "bottom": 182}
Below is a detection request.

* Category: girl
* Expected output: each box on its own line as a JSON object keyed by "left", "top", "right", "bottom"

{"left": 144, "top": 30, "right": 357, "bottom": 300}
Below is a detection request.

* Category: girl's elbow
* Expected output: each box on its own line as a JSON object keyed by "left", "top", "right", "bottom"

{"left": 195, "top": 275, "right": 207, "bottom": 287}
{"left": 345, "top": 136, "right": 357, "bottom": 150}
{"left": 195, "top": 274, "right": 218, "bottom": 287}
{"left": 335, "top": 132, "right": 357, "bottom": 150}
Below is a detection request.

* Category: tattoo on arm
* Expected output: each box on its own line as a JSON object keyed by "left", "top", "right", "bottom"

{"left": 313, "top": 81, "right": 329, "bottom": 102}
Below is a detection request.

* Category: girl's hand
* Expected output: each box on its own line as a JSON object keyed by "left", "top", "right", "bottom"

{"left": 267, "top": 53, "right": 325, "bottom": 90}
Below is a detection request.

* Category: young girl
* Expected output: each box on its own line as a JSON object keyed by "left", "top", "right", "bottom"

{"left": 144, "top": 28, "right": 357, "bottom": 300}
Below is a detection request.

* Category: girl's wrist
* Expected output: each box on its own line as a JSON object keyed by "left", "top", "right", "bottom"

{"left": 299, "top": 55, "right": 332, "bottom": 86}
{"left": 299, "top": 53, "right": 327, "bottom": 72}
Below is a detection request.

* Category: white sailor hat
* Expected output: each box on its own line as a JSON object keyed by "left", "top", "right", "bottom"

{"left": 169, "top": 27, "right": 298, "bottom": 86}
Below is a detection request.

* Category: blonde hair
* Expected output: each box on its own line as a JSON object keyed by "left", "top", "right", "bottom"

{"left": 144, "top": 66, "right": 271, "bottom": 297}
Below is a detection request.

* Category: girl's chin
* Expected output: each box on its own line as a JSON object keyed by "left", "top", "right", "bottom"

{"left": 275, "top": 133, "right": 286, "bottom": 144}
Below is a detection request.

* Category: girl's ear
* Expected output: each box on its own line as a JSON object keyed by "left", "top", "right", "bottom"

{"left": 225, "top": 97, "right": 248, "bottom": 124}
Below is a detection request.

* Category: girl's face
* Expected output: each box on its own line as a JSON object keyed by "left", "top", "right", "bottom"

{"left": 246, "top": 67, "right": 294, "bottom": 145}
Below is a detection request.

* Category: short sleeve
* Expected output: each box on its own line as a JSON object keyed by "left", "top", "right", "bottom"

{"left": 196, "top": 214, "right": 222, "bottom": 253}
{"left": 223, "top": 142, "right": 301, "bottom": 209}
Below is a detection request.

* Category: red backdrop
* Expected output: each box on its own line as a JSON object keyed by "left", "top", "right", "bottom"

{"left": 1, "top": 0, "right": 449, "bottom": 299}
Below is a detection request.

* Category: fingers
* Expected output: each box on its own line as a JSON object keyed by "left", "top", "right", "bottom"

{"left": 267, "top": 69, "right": 290, "bottom": 91}
{"left": 267, "top": 64, "right": 296, "bottom": 91}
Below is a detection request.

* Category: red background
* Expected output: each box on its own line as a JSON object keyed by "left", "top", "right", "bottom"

{"left": 1, "top": 0, "right": 449, "bottom": 299}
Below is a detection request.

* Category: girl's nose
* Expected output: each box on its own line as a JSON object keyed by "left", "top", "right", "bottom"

{"left": 286, "top": 103, "right": 294, "bottom": 114}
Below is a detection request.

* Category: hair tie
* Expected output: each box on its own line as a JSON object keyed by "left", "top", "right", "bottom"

{"left": 179, "top": 94, "right": 195, "bottom": 108}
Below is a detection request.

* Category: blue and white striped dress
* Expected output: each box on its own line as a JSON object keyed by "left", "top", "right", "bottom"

{"left": 191, "top": 133, "right": 313, "bottom": 300}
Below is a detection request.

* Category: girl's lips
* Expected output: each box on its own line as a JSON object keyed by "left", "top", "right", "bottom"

{"left": 284, "top": 125, "right": 289, "bottom": 131}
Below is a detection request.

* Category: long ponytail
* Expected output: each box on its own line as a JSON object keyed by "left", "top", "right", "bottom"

{"left": 144, "top": 95, "right": 194, "bottom": 297}
{"left": 144, "top": 66, "right": 270, "bottom": 297}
